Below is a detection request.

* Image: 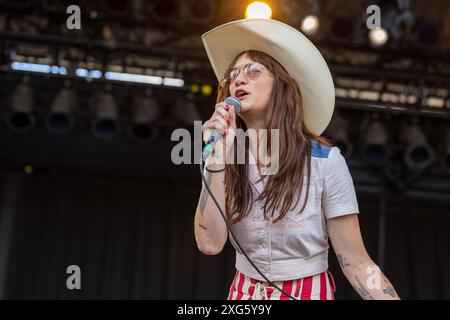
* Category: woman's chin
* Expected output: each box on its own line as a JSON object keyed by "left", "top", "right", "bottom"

{"left": 238, "top": 100, "right": 251, "bottom": 112}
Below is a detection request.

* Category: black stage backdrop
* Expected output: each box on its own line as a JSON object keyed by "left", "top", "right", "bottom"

{"left": 1, "top": 168, "right": 450, "bottom": 300}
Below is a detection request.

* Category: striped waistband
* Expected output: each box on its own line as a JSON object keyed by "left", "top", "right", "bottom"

{"left": 227, "top": 269, "right": 336, "bottom": 300}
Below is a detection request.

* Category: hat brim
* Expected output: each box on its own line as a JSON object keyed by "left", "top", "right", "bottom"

{"left": 201, "top": 18, "right": 335, "bottom": 136}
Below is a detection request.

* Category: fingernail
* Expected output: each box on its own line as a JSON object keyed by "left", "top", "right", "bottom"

{"left": 224, "top": 105, "right": 229, "bottom": 110}
{"left": 224, "top": 129, "right": 228, "bottom": 136}
{"left": 227, "top": 120, "right": 230, "bottom": 126}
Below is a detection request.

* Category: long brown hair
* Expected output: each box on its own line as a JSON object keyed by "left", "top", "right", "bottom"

{"left": 217, "top": 50, "right": 332, "bottom": 224}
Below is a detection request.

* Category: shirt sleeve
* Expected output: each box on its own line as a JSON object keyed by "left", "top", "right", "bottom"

{"left": 322, "top": 146, "right": 360, "bottom": 219}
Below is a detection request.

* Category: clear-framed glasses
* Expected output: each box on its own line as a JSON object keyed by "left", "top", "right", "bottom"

{"left": 220, "top": 62, "right": 267, "bottom": 87}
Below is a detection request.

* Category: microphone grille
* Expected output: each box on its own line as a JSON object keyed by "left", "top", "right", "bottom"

{"left": 225, "top": 96, "right": 241, "bottom": 113}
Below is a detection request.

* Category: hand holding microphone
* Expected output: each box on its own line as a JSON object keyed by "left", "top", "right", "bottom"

{"left": 202, "top": 96, "right": 241, "bottom": 162}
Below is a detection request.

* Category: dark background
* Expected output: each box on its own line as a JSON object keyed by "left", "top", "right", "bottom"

{"left": 0, "top": 0, "right": 449, "bottom": 299}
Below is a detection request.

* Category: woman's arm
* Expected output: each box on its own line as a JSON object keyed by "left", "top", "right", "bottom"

{"left": 327, "top": 213, "right": 400, "bottom": 300}
{"left": 194, "top": 162, "right": 228, "bottom": 255}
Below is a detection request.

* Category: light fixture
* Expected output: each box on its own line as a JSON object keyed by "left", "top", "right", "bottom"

{"left": 369, "top": 28, "right": 389, "bottom": 47}
{"left": 200, "top": 84, "right": 213, "bottom": 96}
{"left": 46, "top": 88, "right": 77, "bottom": 134}
{"left": 301, "top": 15, "right": 319, "bottom": 35}
{"left": 128, "top": 95, "right": 161, "bottom": 144}
{"left": 245, "top": 1, "right": 272, "bottom": 19}
{"left": 300, "top": 0, "right": 320, "bottom": 36}
{"left": 91, "top": 91, "right": 121, "bottom": 139}
{"left": 5, "top": 84, "right": 36, "bottom": 133}
{"left": 368, "top": 0, "right": 414, "bottom": 45}
{"left": 360, "top": 120, "right": 389, "bottom": 167}
{"left": 400, "top": 123, "right": 434, "bottom": 170}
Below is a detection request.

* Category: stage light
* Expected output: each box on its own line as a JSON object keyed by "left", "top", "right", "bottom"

{"left": 369, "top": 28, "right": 389, "bottom": 47}
{"left": 105, "top": 71, "right": 163, "bottom": 85}
{"left": 11, "top": 62, "right": 67, "bottom": 75}
{"left": 5, "top": 84, "right": 36, "bottom": 134}
{"left": 75, "top": 68, "right": 102, "bottom": 79}
{"left": 360, "top": 121, "right": 389, "bottom": 167}
{"left": 191, "top": 84, "right": 200, "bottom": 93}
{"left": 128, "top": 96, "right": 161, "bottom": 144}
{"left": 369, "top": 0, "right": 414, "bottom": 45}
{"left": 400, "top": 124, "right": 434, "bottom": 170}
{"left": 46, "top": 88, "right": 77, "bottom": 134}
{"left": 201, "top": 84, "right": 213, "bottom": 96}
{"left": 91, "top": 92, "right": 120, "bottom": 139}
{"left": 301, "top": 15, "right": 319, "bottom": 35}
{"left": 163, "top": 77, "right": 184, "bottom": 87}
{"left": 245, "top": 2, "right": 272, "bottom": 19}
{"left": 24, "top": 164, "right": 33, "bottom": 174}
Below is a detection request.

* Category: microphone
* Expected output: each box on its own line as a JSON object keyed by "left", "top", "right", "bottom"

{"left": 202, "top": 96, "right": 241, "bottom": 161}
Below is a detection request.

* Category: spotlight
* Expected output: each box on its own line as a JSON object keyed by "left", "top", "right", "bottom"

{"left": 301, "top": 15, "right": 319, "bottom": 35}
{"left": 46, "top": 88, "right": 77, "bottom": 134}
{"left": 128, "top": 96, "right": 161, "bottom": 144}
{"left": 200, "top": 84, "right": 213, "bottom": 96}
{"left": 368, "top": 0, "right": 415, "bottom": 45}
{"left": 400, "top": 124, "right": 434, "bottom": 170}
{"left": 5, "top": 84, "right": 36, "bottom": 134}
{"left": 191, "top": 84, "right": 200, "bottom": 94}
{"left": 360, "top": 121, "right": 389, "bottom": 167}
{"left": 24, "top": 164, "right": 33, "bottom": 174}
{"left": 91, "top": 92, "right": 120, "bottom": 139}
{"left": 245, "top": 1, "right": 272, "bottom": 19}
{"left": 369, "top": 28, "right": 389, "bottom": 47}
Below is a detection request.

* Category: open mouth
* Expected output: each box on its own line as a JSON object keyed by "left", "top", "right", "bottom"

{"left": 235, "top": 90, "right": 249, "bottom": 100}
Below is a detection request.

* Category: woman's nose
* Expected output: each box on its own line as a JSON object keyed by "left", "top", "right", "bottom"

{"left": 233, "top": 72, "right": 248, "bottom": 86}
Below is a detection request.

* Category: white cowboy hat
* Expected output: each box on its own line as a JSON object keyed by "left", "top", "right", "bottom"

{"left": 201, "top": 18, "right": 335, "bottom": 136}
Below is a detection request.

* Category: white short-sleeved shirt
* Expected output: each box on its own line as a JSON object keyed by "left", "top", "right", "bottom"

{"left": 228, "top": 139, "right": 360, "bottom": 281}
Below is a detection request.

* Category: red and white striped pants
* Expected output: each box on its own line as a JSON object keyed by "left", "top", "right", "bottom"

{"left": 227, "top": 270, "right": 336, "bottom": 300}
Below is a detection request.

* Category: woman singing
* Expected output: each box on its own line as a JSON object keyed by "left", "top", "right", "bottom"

{"left": 194, "top": 18, "right": 399, "bottom": 300}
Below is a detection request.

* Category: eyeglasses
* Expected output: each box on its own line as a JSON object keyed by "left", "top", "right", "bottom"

{"left": 220, "top": 62, "right": 267, "bottom": 87}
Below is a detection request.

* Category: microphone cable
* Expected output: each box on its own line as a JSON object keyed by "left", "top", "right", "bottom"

{"left": 199, "top": 155, "right": 298, "bottom": 300}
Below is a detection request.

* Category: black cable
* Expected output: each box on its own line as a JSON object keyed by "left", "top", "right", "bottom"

{"left": 200, "top": 156, "right": 298, "bottom": 300}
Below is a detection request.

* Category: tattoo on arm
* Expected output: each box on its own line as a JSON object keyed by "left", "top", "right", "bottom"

{"left": 353, "top": 276, "right": 375, "bottom": 300}
{"left": 382, "top": 276, "right": 399, "bottom": 298}
{"left": 337, "top": 254, "right": 350, "bottom": 269}
{"left": 198, "top": 223, "right": 208, "bottom": 230}
{"left": 383, "top": 285, "right": 398, "bottom": 298}
{"left": 199, "top": 172, "right": 213, "bottom": 215}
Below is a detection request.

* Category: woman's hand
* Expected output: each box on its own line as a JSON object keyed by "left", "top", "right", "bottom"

{"left": 202, "top": 101, "right": 238, "bottom": 165}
